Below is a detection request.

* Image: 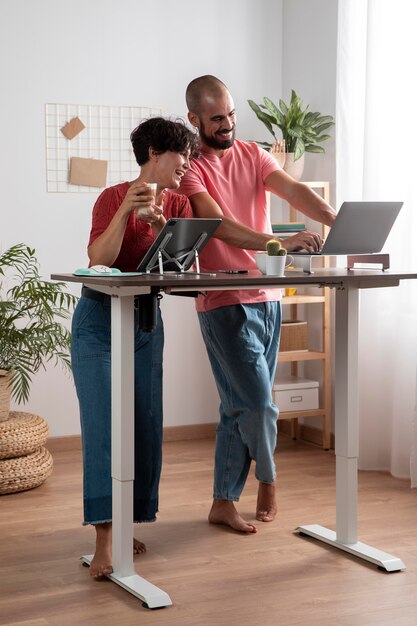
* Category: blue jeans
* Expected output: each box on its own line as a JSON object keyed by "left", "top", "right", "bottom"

{"left": 71, "top": 295, "right": 164, "bottom": 525}
{"left": 198, "top": 302, "right": 281, "bottom": 501}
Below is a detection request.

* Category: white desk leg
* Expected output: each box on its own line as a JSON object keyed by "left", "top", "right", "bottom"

{"left": 83, "top": 295, "right": 172, "bottom": 608}
{"left": 296, "top": 286, "right": 405, "bottom": 572}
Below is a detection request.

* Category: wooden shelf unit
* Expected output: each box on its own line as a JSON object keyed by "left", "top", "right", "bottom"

{"left": 278, "top": 181, "right": 331, "bottom": 449}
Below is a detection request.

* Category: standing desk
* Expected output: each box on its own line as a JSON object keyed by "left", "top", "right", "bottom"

{"left": 52, "top": 268, "right": 417, "bottom": 608}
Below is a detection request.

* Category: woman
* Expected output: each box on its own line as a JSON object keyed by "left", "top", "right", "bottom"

{"left": 71, "top": 117, "right": 198, "bottom": 578}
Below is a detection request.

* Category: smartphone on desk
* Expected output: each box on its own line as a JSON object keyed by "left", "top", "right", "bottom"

{"left": 218, "top": 270, "right": 249, "bottom": 274}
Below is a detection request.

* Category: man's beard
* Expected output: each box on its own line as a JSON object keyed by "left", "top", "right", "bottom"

{"left": 199, "top": 122, "right": 235, "bottom": 150}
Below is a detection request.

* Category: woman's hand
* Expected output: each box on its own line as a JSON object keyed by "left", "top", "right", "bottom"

{"left": 134, "top": 186, "right": 165, "bottom": 224}
{"left": 119, "top": 182, "right": 161, "bottom": 222}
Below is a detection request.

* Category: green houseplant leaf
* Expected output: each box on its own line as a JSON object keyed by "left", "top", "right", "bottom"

{"left": 0, "top": 243, "right": 78, "bottom": 404}
{"left": 248, "top": 89, "right": 334, "bottom": 161}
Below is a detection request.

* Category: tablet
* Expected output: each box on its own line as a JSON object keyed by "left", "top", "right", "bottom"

{"left": 137, "top": 218, "right": 221, "bottom": 273}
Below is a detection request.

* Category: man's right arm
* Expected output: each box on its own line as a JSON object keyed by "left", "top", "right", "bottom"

{"left": 189, "top": 191, "right": 323, "bottom": 252}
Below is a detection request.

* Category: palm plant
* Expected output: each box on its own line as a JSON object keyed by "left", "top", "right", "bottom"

{"left": 248, "top": 89, "right": 334, "bottom": 161}
{"left": 0, "top": 243, "right": 77, "bottom": 404}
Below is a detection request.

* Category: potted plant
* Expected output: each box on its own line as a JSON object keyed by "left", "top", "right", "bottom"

{"left": 265, "top": 239, "right": 288, "bottom": 276}
{"left": 0, "top": 243, "right": 77, "bottom": 418}
{"left": 248, "top": 90, "right": 334, "bottom": 179}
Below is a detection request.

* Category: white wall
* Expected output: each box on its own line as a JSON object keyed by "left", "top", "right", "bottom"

{"left": 0, "top": 0, "right": 286, "bottom": 436}
{"left": 283, "top": 0, "right": 338, "bottom": 195}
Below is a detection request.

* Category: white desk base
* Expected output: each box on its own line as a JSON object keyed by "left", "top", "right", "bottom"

{"left": 295, "top": 525, "right": 405, "bottom": 572}
{"left": 82, "top": 292, "right": 172, "bottom": 608}
{"left": 81, "top": 554, "right": 172, "bottom": 608}
{"left": 295, "top": 285, "right": 405, "bottom": 573}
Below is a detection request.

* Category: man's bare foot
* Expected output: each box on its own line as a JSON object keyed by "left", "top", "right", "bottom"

{"left": 208, "top": 499, "right": 257, "bottom": 533}
{"left": 88, "top": 523, "right": 147, "bottom": 578}
{"left": 256, "top": 482, "right": 277, "bottom": 522}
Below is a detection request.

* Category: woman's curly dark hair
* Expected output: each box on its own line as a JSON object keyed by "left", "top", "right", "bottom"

{"left": 130, "top": 117, "right": 199, "bottom": 165}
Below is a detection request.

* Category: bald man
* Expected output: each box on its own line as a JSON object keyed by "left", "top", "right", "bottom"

{"left": 178, "top": 75, "right": 336, "bottom": 533}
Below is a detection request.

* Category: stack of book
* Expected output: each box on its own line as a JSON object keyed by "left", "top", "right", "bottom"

{"left": 271, "top": 222, "right": 306, "bottom": 238}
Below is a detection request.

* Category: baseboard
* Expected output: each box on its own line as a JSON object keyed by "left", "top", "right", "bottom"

{"left": 47, "top": 423, "right": 217, "bottom": 452}
{"left": 47, "top": 421, "right": 333, "bottom": 452}
{"left": 47, "top": 434, "right": 83, "bottom": 452}
{"left": 163, "top": 422, "right": 217, "bottom": 442}
{"left": 278, "top": 420, "right": 335, "bottom": 449}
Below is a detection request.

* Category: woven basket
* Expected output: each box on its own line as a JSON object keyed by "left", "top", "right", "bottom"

{"left": 0, "top": 370, "right": 12, "bottom": 422}
{"left": 280, "top": 320, "right": 308, "bottom": 352}
{"left": 0, "top": 411, "right": 49, "bottom": 460}
{"left": 0, "top": 446, "right": 53, "bottom": 494}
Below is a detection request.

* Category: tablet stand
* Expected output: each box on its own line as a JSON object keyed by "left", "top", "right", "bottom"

{"left": 144, "top": 233, "right": 207, "bottom": 274}
{"left": 137, "top": 218, "right": 221, "bottom": 275}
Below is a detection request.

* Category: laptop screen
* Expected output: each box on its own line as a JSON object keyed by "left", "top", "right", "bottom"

{"left": 293, "top": 201, "right": 403, "bottom": 255}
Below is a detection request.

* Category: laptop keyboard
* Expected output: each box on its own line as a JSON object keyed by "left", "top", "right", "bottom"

{"left": 292, "top": 250, "right": 324, "bottom": 256}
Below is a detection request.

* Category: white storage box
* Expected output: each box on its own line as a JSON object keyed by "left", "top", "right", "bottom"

{"left": 273, "top": 375, "right": 319, "bottom": 412}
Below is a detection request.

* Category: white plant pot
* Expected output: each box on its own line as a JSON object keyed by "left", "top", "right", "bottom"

{"left": 283, "top": 153, "right": 305, "bottom": 181}
{"left": 266, "top": 255, "right": 287, "bottom": 276}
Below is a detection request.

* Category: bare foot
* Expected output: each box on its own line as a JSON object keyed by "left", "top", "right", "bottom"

{"left": 88, "top": 523, "right": 147, "bottom": 578}
{"left": 89, "top": 523, "right": 112, "bottom": 578}
{"left": 208, "top": 499, "right": 257, "bottom": 533}
{"left": 256, "top": 482, "right": 277, "bottom": 522}
{"left": 133, "top": 537, "right": 146, "bottom": 555}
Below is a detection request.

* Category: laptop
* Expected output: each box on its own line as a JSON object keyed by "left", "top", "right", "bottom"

{"left": 292, "top": 201, "right": 403, "bottom": 256}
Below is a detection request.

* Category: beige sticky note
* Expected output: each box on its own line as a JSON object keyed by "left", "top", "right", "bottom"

{"left": 69, "top": 157, "right": 108, "bottom": 188}
{"left": 61, "top": 117, "right": 86, "bottom": 140}
{"left": 61, "top": 117, "right": 85, "bottom": 139}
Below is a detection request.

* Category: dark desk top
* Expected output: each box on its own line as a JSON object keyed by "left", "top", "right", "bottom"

{"left": 51, "top": 268, "right": 417, "bottom": 293}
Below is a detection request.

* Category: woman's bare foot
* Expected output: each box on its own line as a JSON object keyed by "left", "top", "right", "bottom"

{"left": 89, "top": 523, "right": 113, "bottom": 578}
{"left": 208, "top": 499, "right": 257, "bottom": 533}
{"left": 256, "top": 482, "right": 277, "bottom": 522}
{"left": 133, "top": 537, "right": 146, "bottom": 555}
{"left": 88, "top": 523, "right": 147, "bottom": 578}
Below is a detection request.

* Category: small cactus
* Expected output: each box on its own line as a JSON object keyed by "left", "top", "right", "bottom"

{"left": 266, "top": 239, "right": 281, "bottom": 256}
{"left": 266, "top": 239, "right": 287, "bottom": 256}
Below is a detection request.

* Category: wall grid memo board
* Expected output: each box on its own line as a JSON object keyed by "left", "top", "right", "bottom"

{"left": 45, "top": 103, "right": 163, "bottom": 193}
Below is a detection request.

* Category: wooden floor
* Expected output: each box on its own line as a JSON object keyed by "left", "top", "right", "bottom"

{"left": 1, "top": 436, "right": 417, "bottom": 626}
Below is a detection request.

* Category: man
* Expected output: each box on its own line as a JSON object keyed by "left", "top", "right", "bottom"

{"left": 178, "top": 75, "right": 336, "bottom": 533}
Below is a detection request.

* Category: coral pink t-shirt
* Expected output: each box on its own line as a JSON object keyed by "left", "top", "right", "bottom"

{"left": 88, "top": 182, "right": 192, "bottom": 272}
{"left": 178, "top": 140, "right": 282, "bottom": 312}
